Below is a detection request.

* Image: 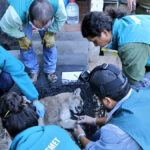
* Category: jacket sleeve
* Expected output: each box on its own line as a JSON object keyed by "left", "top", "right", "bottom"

{"left": 83, "top": 124, "right": 137, "bottom": 150}
{"left": 0, "top": 5, "right": 25, "bottom": 38}
{"left": 0, "top": 48, "right": 39, "bottom": 101}
{"left": 48, "top": 0, "right": 67, "bottom": 33}
{"left": 111, "top": 19, "right": 119, "bottom": 50}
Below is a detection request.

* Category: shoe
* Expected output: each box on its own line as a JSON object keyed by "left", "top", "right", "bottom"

{"left": 29, "top": 73, "right": 38, "bottom": 83}
{"left": 46, "top": 73, "right": 58, "bottom": 83}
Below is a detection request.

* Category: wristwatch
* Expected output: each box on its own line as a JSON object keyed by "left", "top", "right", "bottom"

{"left": 77, "top": 133, "right": 86, "bottom": 143}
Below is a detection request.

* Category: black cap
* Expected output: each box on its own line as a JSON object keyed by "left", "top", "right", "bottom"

{"left": 89, "top": 64, "right": 130, "bottom": 101}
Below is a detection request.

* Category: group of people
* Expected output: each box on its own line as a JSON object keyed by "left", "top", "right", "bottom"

{"left": 73, "top": 0, "right": 150, "bottom": 149}
{"left": 0, "top": 0, "right": 80, "bottom": 149}
{"left": 0, "top": 0, "right": 150, "bottom": 149}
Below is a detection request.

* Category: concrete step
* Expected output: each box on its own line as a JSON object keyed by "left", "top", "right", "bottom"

{"left": 31, "top": 30, "right": 88, "bottom": 67}
{"left": 32, "top": 31, "right": 87, "bottom": 42}
{"left": 56, "top": 31, "right": 86, "bottom": 41}
{"left": 9, "top": 50, "right": 88, "bottom": 66}
{"left": 58, "top": 54, "right": 88, "bottom": 66}
{"left": 56, "top": 41, "right": 88, "bottom": 55}
{"left": 32, "top": 41, "right": 88, "bottom": 55}
{"left": 10, "top": 31, "right": 88, "bottom": 68}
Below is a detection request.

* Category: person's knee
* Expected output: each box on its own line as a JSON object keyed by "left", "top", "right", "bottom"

{"left": 0, "top": 72, "right": 14, "bottom": 94}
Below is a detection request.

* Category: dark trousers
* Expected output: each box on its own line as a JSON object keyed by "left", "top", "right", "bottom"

{"left": 0, "top": 72, "right": 14, "bottom": 96}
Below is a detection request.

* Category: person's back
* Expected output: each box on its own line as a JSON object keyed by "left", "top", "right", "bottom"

{"left": 0, "top": 92, "right": 80, "bottom": 150}
{"left": 112, "top": 15, "right": 150, "bottom": 49}
{"left": 109, "top": 88, "right": 150, "bottom": 150}
{"left": 7, "top": 0, "right": 58, "bottom": 23}
{"left": 10, "top": 125, "right": 80, "bottom": 150}
{"left": 111, "top": 15, "right": 150, "bottom": 85}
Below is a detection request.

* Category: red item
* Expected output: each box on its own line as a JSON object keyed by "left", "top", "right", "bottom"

{"left": 69, "top": 0, "right": 75, "bottom": 2}
{"left": 32, "top": 27, "right": 36, "bottom": 30}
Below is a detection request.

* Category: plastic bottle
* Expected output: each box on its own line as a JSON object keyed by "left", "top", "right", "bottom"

{"left": 66, "top": 0, "right": 79, "bottom": 25}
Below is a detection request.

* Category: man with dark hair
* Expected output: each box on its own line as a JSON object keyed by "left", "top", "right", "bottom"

{"left": 0, "top": 92, "right": 80, "bottom": 150}
{"left": 74, "top": 63, "right": 150, "bottom": 150}
{"left": 81, "top": 9, "right": 150, "bottom": 90}
{"left": 0, "top": 0, "right": 67, "bottom": 83}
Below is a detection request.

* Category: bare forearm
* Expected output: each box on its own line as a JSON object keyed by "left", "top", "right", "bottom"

{"left": 80, "top": 136, "right": 91, "bottom": 148}
{"left": 96, "top": 116, "right": 107, "bottom": 126}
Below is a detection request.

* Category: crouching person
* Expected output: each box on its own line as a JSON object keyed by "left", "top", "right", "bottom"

{"left": 0, "top": 46, "right": 45, "bottom": 119}
{"left": 0, "top": 92, "right": 80, "bottom": 150}
{"left": 74, "top": 64, "right": 150, "bottom": 150}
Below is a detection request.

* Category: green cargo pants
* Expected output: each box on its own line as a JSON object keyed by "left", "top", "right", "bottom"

{"left": 119, "top": 43, "right": 150, "bottom": 84}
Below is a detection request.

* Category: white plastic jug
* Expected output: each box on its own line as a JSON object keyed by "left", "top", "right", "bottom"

{"left": 66, "top": 0, "right": 79, "bottom": 25}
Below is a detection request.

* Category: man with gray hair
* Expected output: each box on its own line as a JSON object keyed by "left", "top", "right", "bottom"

{"left": 0, "top": 0, "right": 67, "bottom": 83}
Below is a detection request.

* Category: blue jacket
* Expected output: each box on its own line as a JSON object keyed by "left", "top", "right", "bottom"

{"left": 8, "top": 0, "right": 58, "bottom": 23}
{"left": 111, "top": 15, "right": 150, "bottom": 66}
{"left": 84, "top": 89, "right": 142, "bottom": 150}
{"left": 112, "top": 15, "right": 150, "bottom": 50}
{"left": 109, "top": 88, "right": 150, "bottom": 150}
{"left": 10, "top": 125, "right": 80, "bottom": 150}
{"left": 0, "top": 0, "right": 67, "bottom": 38}
{"left": 0, "top": 46, "right": 38, "bottom": 100}
{"left": 84, "top": 124, "right": 141, "bottom": 150}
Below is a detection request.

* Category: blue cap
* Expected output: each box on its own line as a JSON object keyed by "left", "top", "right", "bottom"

{"left": 89, "top": 64, "right": 130, "bottom": 101}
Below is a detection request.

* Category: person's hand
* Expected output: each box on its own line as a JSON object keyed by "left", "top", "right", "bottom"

{"left": 127, "top": 0, "right": 136, "bottom": 11}
{"left": 18, "top": 36, "right": 32, "bottom": 50}
{"left": 42, "top": 31, "right": 55, "bottom": 48}
{"left": 74, "top": 124, "right": 86, "bottom": 140}
{"left": 77, "top": 115, "right": 96, "bottom": 125}
{"left": 33, "top": 101, "right": 45, "bottom": 119}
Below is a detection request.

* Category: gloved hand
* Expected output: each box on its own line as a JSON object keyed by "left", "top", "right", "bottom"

{"left": 42, "top": 31, "right": 55, "bottom": 48}
{"left": 33, "top": 101, "right": 45, "bottom": 119}
{"left": 18, "top": 36, "right": 32, "bottom": 50}
{"left": 78, "top": 115, "right": 96, "bottom": 125}
{"left": 74, "top": 124, "right": 86, "bottom": 140}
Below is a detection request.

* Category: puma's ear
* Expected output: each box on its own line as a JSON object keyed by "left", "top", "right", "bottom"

{"left": 73, "top": 88, "right": 81, "bottom": 96}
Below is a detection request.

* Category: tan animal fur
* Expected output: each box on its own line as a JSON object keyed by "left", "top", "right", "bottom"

{"left": 40, "top": 88, "right": 83, "bottom": 129}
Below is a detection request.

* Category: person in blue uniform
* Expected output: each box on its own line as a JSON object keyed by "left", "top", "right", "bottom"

{"left": 81, "top": 8, "right": 150, "bottom": 90}
{"left": 74, "top": 64, "right": 150, "bottom": 150}
{"left": 0, "top": 46, "right": 45, "bottom": 119}
{"left": 0, "top": 92, "right": 80, "bottom": 150}
{"left": 0, "top": 0, "right": 67, "bottom": 83}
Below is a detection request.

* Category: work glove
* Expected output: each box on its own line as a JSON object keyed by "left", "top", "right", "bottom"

{"left": 18, "top": 36, "right": 32, "bottom": 50}
{"left": 33, "top": 101, "right": 45, "bottom": 119}
{"left": 74, "top": 124, "right": 86, "bottom": 141}
{"left": 77, "top": 115, "right": 96, "bottom": 125}
{"left": 42, "top": 31, "right": 55, "bottom": 48}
